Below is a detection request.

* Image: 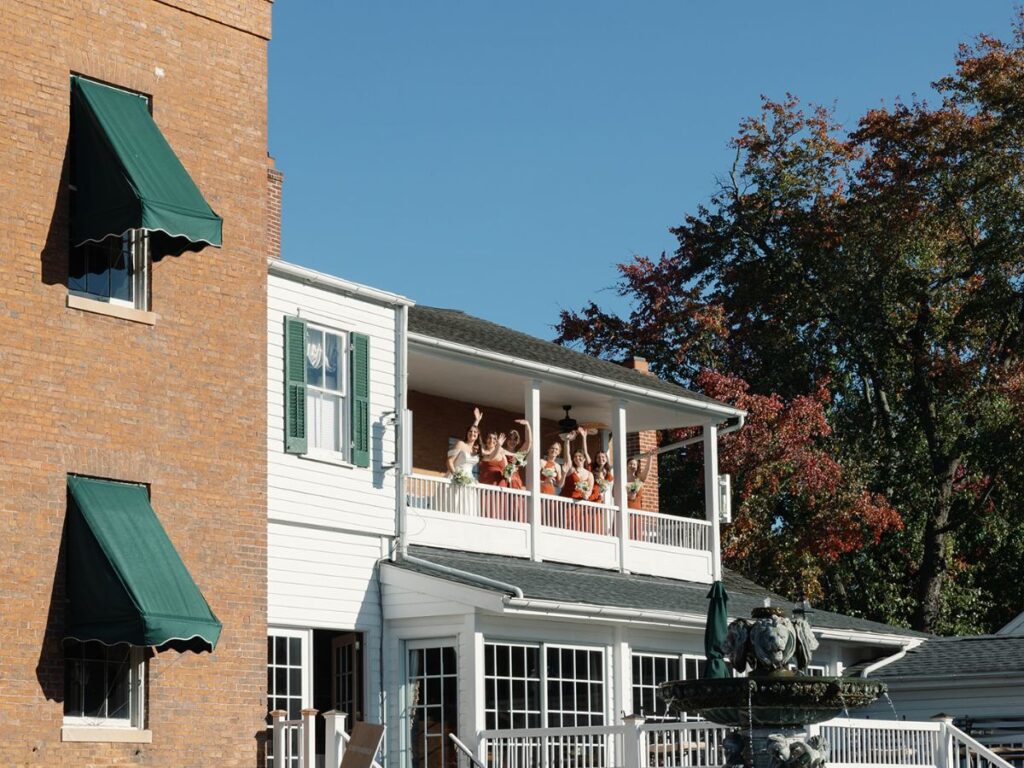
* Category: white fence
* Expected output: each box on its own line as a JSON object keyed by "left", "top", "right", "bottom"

{"left": 404, "top": 473, "right": 714, "bottom": 580}
{"left": 269, "top": 710, "right": 384, "bottom": 768}
{"left": 474, "top": 717, "right": 1014, "bottom": 768}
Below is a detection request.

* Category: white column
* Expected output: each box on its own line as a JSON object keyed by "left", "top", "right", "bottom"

{"left": 271, "top": 710, "right": 287, "bottom": 766}
{"left": 612, "top": 400, "right": 628, "bottom": 573}
{"left": 612, "top": 625, "right": 631, "bottom": 721}
{"left": 323, "top": 710, "right": 348, "bottom": 768}
{"left": 525, "top": 379, "right": 542, "bottom": 561}
{"left": 621, "top": 714, "right": 646, "bottom": 768}
{"left": 703, "top": 421, "right": 722, "bottom": 581}
{"left": 301, "top": 708, "right": 318, "bottom": 768}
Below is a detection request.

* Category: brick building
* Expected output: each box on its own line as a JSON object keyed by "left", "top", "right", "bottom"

{"left": 0, "top": 2, "right": 272, "bottom": 765}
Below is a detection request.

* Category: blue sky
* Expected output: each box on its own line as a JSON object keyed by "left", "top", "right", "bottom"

{"left": 269, "top": 2, "right": 1015, "bottom": 340}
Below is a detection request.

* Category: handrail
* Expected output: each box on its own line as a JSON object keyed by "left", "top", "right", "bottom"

{"left": 945, "top": 722, "right": 1016, "bottom": 768}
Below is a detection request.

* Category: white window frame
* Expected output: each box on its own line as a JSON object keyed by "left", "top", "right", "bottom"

{"left": 631, "top": 651, "right": 706, "bottom": 722}
{"left": 303, "top": 323, "right": 350, "bottom": 463}
{"left": 62, "top": 642, "right": 146, "bottom": 731}
{"left": 484, "top": 641, "right": 608, "bottom": 729}
{"left": 69, "top": 228, "right": 150, "bottom": 311}
{"left": 404, "top": 639, "right": 459, "bottom": 768}
{"left": 266, "top": 628, "right": 312, "bottom": 768}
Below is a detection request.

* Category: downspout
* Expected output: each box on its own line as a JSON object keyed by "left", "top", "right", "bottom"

{"left": 399, "top": 552, "right": 524, "bottom": 599}
{"left": 859, "top": 639, "right": 921, "bottom": 677}
{"left": 396, "top": 304, "right": 409, "bottom": 559}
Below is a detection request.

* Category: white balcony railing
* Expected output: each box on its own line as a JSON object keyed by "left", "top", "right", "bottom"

{"left": 474, "top": 718, "right": 1015, "bottom": 768}
{"left": 404, "top": 473, "right": 714, "bottom": 580}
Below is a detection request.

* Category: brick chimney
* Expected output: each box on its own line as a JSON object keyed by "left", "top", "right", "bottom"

{"left": 267, "top": 155, "right": 283, "bottom": 260}
{"left": 622, "top": 355, "right": 660, "bottom": 512}
{"left": 623, "top": 355, "right": 650, "bottom": 374}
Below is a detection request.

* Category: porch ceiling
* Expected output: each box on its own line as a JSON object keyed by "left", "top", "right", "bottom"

{"left": 409, "top": 345, "right": 725, "bottom": 431}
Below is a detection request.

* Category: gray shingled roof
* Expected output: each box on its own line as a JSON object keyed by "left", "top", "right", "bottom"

{"left": 870, "top": 635, "right": 1024, "bottom": 678}
{"left": 408, "top": 305, "right": 731, "bottom": 410}
{"left": 390, "top": 546, "right": 925, "bottom": 639}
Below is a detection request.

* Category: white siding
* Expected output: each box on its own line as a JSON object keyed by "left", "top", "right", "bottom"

{"left": 860, "top": 679, "right": 1024, "bottom": 721}
{"left": 268, "top": 273, "right": 400, "bottom": 535}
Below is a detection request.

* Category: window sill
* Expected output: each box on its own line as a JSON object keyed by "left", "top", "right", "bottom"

{"left": 61, "top": 726, "right": 152, "bottom": 743}
{"left": 67, "top": 294, "right": 156, "bottom": 325}
{"left": 300, "top": 450, "right": 355, "bottom": 469}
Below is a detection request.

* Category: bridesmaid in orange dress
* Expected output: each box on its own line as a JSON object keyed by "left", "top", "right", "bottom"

{"left": 560, "top": 430, "right": 596, "bottom": 532}
{"left": 501, "top": 419, "right": 532, "bottom": 490}
{"left": 479, "top": 431, "right": 517, "bottom": 520}
{"left": 589, "top": 451, "right": 614, "bottom": 504}
{"left": 626, "top": 453, "right": 654, "bottom": 539}
{"left": 539, "top": 441, "right": 563, "bottom": 494}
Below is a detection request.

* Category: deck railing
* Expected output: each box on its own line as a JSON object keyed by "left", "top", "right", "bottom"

{"left": 475, "top": 718, "right": 1015, "bottom": 768}
{"left": 404, "top": 473, "right": 713, "bottom": 579}
{"left": 270, "top": 710, "right": 384, "bottom": 768}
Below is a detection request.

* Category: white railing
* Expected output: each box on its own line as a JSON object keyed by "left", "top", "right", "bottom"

{"left": 812, "top": 718, "right": 940, "bottom": 768}
{"left": 406, "top": 473, "right": 531, "bottom": 523}
{"left": 270, "top": 710, "right": 315, "bottom": 768}
{"left": 271, "top": 710, "right": 385, "bottom": 768}
{"left": 476, "top": 717, "right": 1015, "bottom": 768}
{"left": 808, "top": 718, "right": 1014, "bottom": 768}
{"left": 405, "top": 473, "right": 715, "bottom": 579}
{"left": 628, "top": 510, "right": 710, "bottom": 551}
{"left": 541, "top": 495, "right": 619, "bottom": 537}
{"left": 641, "top": 721, "right": 730, "bottom": 767}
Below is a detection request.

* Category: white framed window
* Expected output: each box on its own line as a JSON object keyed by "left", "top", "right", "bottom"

{"left": 484, "top": 642, "right": 607, "bottom": 728}
{"left": 63, "top": 640, "right": 145, "bottom": 729}
{"left": 69, "top": 229, "right": 150, "bottom": 310}
{"left": 304, "top": 325, "right": 348, "bottom": 459}
{"left": 631, "top": 652, "right": 705, "bottom": 722}
{"left": 406, "top": 641, "right": 458, "bottom": 768}
{"left": 266, "top": 628, "right": 311, "bottom": 768}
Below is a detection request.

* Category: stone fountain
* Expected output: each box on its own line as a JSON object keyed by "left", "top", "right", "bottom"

{"left": 660, "top": 603, "right": 887, "bottom": 768}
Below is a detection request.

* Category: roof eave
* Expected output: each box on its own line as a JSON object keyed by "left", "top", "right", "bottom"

{"left": 408, "top": 332, "right": 745, "bottom": 421}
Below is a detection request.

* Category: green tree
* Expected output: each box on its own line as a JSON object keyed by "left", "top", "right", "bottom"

{"left": 557, "top": 21, "right": 1024, "bottom": 634}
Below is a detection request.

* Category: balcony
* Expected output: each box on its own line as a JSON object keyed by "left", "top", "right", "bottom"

{"left": 403, "top": 472, "right": 713, "bottom": 580}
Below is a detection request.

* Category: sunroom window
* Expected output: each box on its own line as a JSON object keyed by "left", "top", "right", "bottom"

{"left": 631, "top": 652, "right": 705, "bottom": 722}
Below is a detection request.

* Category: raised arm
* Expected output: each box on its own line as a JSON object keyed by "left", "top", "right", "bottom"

{"left": 514, "top": 419, "right": 532, "bottom": 454}
{"left": 638, "top": 452, "right": 654, "bottom": 483}
{"left": 576, "top": 426, "right": 591, "bottom": 466}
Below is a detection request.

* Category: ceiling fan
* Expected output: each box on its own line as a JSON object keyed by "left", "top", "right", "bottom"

{"left": 557, "top": 405, "right": 578, "bottom": 440}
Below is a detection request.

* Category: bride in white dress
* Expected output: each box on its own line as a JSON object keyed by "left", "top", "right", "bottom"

{"left": 446, "top": 408, "right": 482, "bottom": 515}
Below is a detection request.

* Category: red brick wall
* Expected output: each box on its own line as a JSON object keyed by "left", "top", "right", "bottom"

{"left": 267, "top": 159, "right": 283, "bottom": 260}
{"left": 408, "top": 390, "right": 561, "bottom": 473}
{"left": 0, "top": 1, "right": 271, "bottom": 765}
{"left": 626, "top": 430, "right": 660, "bottom": 513}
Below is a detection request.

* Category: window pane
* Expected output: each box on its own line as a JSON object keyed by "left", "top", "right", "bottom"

{"left": 82, "top": 657, "right": 107, "bottom": 717}
{"left": 109, "top": 239, "right": 132, "bottom": 302}
{"left": 324, "top": 333, "right": 341, "bottom": 392}
{"left": 306, "top": 328, "right": 323, "bottom": 387}
{"left": 69, "top": 245, "right": 88, "bottom": 293}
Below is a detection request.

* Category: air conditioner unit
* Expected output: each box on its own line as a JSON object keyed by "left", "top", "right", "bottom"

{"left": 718, "top": 474, "right": 732, "bottom": 524}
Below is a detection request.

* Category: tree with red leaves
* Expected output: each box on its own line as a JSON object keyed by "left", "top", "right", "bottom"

{"left": 558, "top": 17, "right": 1024, "bottom": 633}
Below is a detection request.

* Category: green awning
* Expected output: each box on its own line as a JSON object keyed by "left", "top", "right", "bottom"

{"left": 70, "top": 76, "right": 222, "bottom": 254}
{"left": 65, "top": 476, "right": 222, "bottom": 653}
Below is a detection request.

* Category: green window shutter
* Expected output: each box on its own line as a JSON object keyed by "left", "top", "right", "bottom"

{"left": 350, "top": 332, "right": 370, "bottom": 467}
{"left": 284, "top": 316, "right": 308, "bottom": 454}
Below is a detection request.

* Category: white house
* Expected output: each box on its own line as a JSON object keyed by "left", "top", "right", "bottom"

{"left": 265, "top": 258, "right": 989, "bottom": 768}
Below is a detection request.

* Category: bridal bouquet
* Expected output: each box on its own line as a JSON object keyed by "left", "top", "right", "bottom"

{"left": 451, "top": 468, "right": 475, "bottom": 486}
{"left": 627, "top": 479, "right": 643, "bottom": 498}
{"left": 596, "top": 478, "right": 611, "bottom": 495}
{"left": 575, "top": 480, "right": 591, "bottom": 498}
{"left": 513, "top": 451, "right": 528, "bottom": 466}
{"left": 541, "top": 467, "right": 557, "bottom": 480}
{"left": 502, "top": 462, "right": 517, "bottom": 481}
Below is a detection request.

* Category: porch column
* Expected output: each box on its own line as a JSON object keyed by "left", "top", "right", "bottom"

{"left": 301, "top": 708, "right": 318, "bottom": 768}
{"left": 525, "top": 379, "right": 542, "bottom": 561}
{"left": 323, "top": 710, "right": 348, "bottom": 768}
{"left": 611, "top": 399, "right": 628, "bottom": 573}
{"left": 703, "top": 421, "right": 723, "bottom": 581}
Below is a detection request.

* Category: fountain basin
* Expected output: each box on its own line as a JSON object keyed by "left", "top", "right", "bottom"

{"left": 660, "top": 676, "right": 887, "bottom": 728}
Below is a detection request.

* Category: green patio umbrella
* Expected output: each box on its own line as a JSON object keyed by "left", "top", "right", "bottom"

{"left": 703, "top": 580, "right": 730, "bottom": 678}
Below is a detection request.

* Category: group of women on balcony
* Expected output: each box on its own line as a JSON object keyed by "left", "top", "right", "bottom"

{"left": 446, "top": 408, "right": 653, "bottom": 509}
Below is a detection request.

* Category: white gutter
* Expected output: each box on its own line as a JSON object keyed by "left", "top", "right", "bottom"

{"left": 815, "top": 628, "right": 922, "bottom": 647}
{"left": 400, "top": 552, "right": 525, "bottom": 599}
{"left": 652, "top": 414, "right": 747, "bottom": 457}
{"left": 408, "top": 332, "right": 745, "bottom": 420}
{"left": 505, "top": 599, "right": 709, "bottom": 629}
{"left": 860, "top": 638, "right": 925, "bottom": 677}
{"left": 269, "top": 259, "right": 414, "bottom": 307}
